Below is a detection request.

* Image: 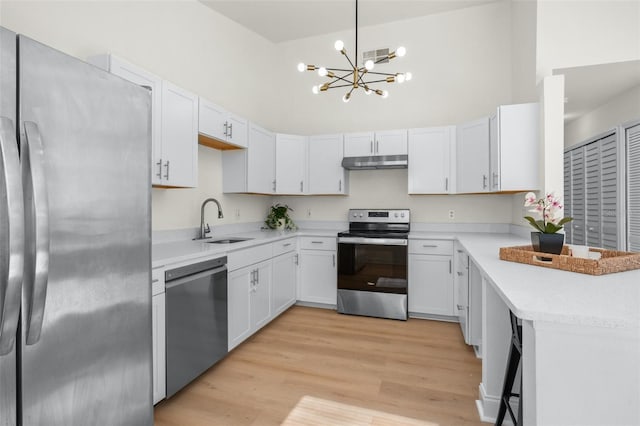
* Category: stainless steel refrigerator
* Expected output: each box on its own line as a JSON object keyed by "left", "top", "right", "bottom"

{"left": 0, "top": 27, "right": 153, "bottom": 425}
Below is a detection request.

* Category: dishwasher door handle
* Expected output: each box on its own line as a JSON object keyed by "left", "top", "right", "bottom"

{"left": 165, "top": 265, "right": 227, "bottom": 289}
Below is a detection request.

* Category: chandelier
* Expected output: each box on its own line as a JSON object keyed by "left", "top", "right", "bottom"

{"left": 297, "top": 0, "right": 412, "bottom": 102}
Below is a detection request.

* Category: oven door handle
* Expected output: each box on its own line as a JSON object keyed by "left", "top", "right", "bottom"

{"left": 338, "top": 237, "right": 408, "bottom": 246}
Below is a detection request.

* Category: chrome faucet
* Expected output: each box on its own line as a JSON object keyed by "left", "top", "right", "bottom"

{"left": 198, "top": 198, "right": 224, "bottom": 240}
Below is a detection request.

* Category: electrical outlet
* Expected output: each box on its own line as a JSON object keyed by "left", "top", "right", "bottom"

{"left": 448, "top": 210, "right": 455, "bottom": 220}
{"left": 307, "top": 208, "right": 312, "bottom": 217}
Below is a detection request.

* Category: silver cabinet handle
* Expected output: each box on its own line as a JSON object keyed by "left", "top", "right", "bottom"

{"left": 164, "top": 160, "right": 170, "bottom": 180}
{"left": 250, "top": 269, "right": 256, "bottom": 286}
{"left": 375, "top": 140, "right": 379, "bottom": 153}
{"left": 300, "top": 180, "right": 303, "bottom": 193}
{"left": 457, "top": 271, "right": 464, "bottom": 276}
{"left": 295, "top": 254, "right": 299, "bottom": 265}
{"left": 223, "top": 121, "right": 228, "bottom": 138}
{"left": 272, "top": 180, "right": 276, "bottom": 192}
{"left": 370, "top": 140, "right": 373, "bottom": 153}
{"left": 152, "top": 279, "right": 159, "bottom": 283}
{"left": 482, "top": 174, "right": 487, "bottom": 189}
{"left": 0, "top": 117, "right": 25, "bottom": 355}
{"left": 156, "top": 159, "right": 162, "bottom": 179}
{"left": 228, "top": 123, "right": 233, "bottom": 139}
{"left": 311, "top": 241, "right": 323, "bottom": 244}
{"left": 457, "top": 249, "right": 464, "bottom": 253}
{"left": 457, "top": 304, "right": 464, "bottom": 310}
{"left": 339, "top": 179, "right": 342, "bottom": 192}
{"left": 449, "top": 259, "right": 452, "bottom": 274}
{"left": 492, "top": 172, "right": 499, "bottom": 189}
{"left": 283, "top": 243, "right": 292, "bottom": 247}
{"left": 445, "top": 177, "right": 448, "bottom": 192}
{"left": 422, "top": 244, "right": 438, "bottom": 248}
{"left": 256, "top": 268, "right": 259, "bottom": 285}
{"left": 332, "top": 254, "right": 336, "bottom": 267}
{"left": 22, "top": 122, "right": 51, "bottom": 346}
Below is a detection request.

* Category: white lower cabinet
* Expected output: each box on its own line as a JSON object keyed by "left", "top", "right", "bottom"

{"left": 228, "top": 259, "right": 272, "bottom": 351}
{"left": 272, "top": 250, "right": 298, "bottom": 316}
{"left": 468, "top": 259, "right": 483, "bottom": 348}
{"left": 151, "top": 292, "right": 166, "bottom": 405}
{"left": 298, "top": 245, "right": 337, "bottom": 306}
{"left": 408, "top": 240, "right": 454, "bottom": 317}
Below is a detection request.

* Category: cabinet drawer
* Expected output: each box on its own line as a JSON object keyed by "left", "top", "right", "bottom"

{"left": 273, "top": 237, "right": 297, "bottom": 257}
{"left": 300, "top": 236, "right": 337, "bottom": 251}
{"left": 228, "top": 243, "right": 273, "bottom": 272}
{"left": 152, "top": 267, "right": 165, "bottom": 296}
{"left": 409, "top": 239, "right": 453, "bottom": 255}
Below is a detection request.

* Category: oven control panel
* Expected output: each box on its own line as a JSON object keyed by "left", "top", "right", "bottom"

{"left": 348, "top": 209, "right": 410, "bottom": 223}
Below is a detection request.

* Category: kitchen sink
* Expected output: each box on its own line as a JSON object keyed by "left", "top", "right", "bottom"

{"left": 207, "top": 237, "right": 253, "bottom": 244}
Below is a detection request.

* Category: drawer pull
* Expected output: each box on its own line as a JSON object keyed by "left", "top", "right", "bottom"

{"left": 152, "top": 279, "right": 159, "bottom": 283}
{"left": 457, "top": 304, "right": 464, "bottom": 310}
{"left": 283, "top": 243, "right": 292, "bottom": 247}
{"left": 457, "top": 271, "right": 464, "bottom": 276}
{"left": 422, "top": 244, "right": 438, "bottom": 248}
{"left": 311, "top": 241, "right": 323, "bottom": 244}
{"left": 457, "top": 249, "right": 464, "bottom": 253}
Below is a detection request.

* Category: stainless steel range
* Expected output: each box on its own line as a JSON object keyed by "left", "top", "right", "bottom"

{"left": 337, "top": 209, "right": 410, "bottom": 320}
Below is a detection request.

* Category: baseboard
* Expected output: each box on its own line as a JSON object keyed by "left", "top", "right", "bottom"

{"left": 295, "top": 301, "right": 337, "bottom": 310}
{"left": 408, "top": 312, "right": 459, "bottom": 323}
{"left": 477, "top": 382, "right": 519, "bottom": 425}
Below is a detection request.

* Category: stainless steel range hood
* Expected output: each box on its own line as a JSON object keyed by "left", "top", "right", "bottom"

{"left": 341, "top": 154, "right": 408, "bottom": 170}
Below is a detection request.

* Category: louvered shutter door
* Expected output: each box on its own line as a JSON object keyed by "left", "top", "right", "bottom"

{"left": 570, "top": 148, "right": 586, "bottom": 245}
{"left": 627, "top": 124, "right": 640, "bottom": 252}
{"left": 599, "top": 134, "right": 618, "bottom": 249}
{"left": 564, "top": 151, "right": 572, "bottom": 243}
{"left": 585, "top": 142, "right": 602, "bottom": 247}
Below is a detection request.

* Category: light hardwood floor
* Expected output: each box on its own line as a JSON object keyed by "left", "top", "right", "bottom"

{"left": 154, "top": 306, "right": 484, "bottom": 426}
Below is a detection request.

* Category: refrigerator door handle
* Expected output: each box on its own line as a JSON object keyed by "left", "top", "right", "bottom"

{"left": 0, "top": 117, "right": 25, "bottom": 355}
{"left": 22, "top": 121, "right": 50, "bottom": 345}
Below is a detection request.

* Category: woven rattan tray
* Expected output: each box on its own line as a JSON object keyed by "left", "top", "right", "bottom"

{"left": 499, "top": 245, "right": 640, "bottom": 275}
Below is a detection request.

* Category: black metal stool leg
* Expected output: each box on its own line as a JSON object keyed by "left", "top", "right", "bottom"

{"left": 495, "top": 311, "right": 523, "bottom": 426}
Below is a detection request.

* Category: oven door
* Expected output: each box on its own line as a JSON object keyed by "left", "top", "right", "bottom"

{"left": 337, "top": 237, "right": 408, "bottom": 294}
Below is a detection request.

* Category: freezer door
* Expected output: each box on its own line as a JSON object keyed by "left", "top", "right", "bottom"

{"left": 18, "top": 35, "right": 152, "bottom": 425}
{"left": 0, "top": 26, "right": 18, "bottom": 426}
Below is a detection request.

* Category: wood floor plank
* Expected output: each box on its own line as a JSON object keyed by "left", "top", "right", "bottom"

{"left": 154, "top": 306, "right": 484, "bottom": 426}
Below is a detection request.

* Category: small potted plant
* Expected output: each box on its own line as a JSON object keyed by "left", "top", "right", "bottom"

{"left": 265, "top": 204, "right": 296, "bottom": 230}
{"left": 524, "top": 192, "right": 573, "bottom": 255}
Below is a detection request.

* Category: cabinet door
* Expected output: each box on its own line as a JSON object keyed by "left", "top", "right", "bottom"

{"left": 151, "top": 293, "right": 166, "bottom": 404}
{"left": 408, "top": 127, "right": 454, "bottom": 194}
{"left": 272, "top": 251, "right": 297, "bottom": 316}
{"left": 457, "top": 117, "right": 490, "bottom": 193}
{"left": 251, "top": 261, "right": 272, "bottom": 331}
{"left": 247, "top": 123, "right": 275, "bottom": 194}
{"left": 408, "top": 255, "right": 453, "bottom": 316}
{"left": 198, "top": 97, "right": 228, "bottom": 141}
{"left": 275, "top": 134, "right": 307, "bottom": 194}
{"left": 599, "top": 133, "right": 618, "bottom": 250}
{"left": 308, "top": 134, "right": 347, "bottom": 194}
{"left": 375, "top": 129, "right": 408, "bottom": 156}
{"left": 468, "top": 260, "right": 482, "bottom": 347}
{"left": 160, "top": 81, "right": 198, "bottom": 187}
{"left": 93, "top": 55, "right": 163, "bottom": 185}
{"left": 454, "top": 252, "right": 470, "bottom": 344}
{"left": 489, "top": 113, "right": 500, "bottom": 191}
{"left": 585, "top": 142, "right": 602, "bottom": 247}
{"left": 299, "top": 250, "right": 337, "bottom": 305}
{"left": 344, "top": 132, "right": 374, "bottom": 157}
{"left": 226, "top": 113, "right": 248, "bottom": 148}
{"left": 228, "top": 267, "right": 252, "bottom": 350}
{"left": 628, "top": 123, "right": 640, "bottom": 251}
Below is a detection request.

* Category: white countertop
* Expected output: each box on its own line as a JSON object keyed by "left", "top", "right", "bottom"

{"left": 455, "top": 233, "right": 640, "bottom": 329}
{"left": 154, "top": 228, "right": 640, "bottom": 329}
{"left": 152, "top": 228, "right": 340, "bottom": 268}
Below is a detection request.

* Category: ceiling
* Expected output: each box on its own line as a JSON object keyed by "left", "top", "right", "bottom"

{"left": 199, "top": 0, "right": 498, "bottom": 43}
{"left": 554, "top": 60, "right": 640, "bottom": 123}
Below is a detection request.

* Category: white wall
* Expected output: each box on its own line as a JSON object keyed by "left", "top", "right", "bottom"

{"left": 0, "top": 0, "right": 278, "bottom": 230}
{"left": 565, "top": 85, "right": 640, "bottom": 148}
{"left": 511, "top": 0, "right": 538, "bottom": 103}
{"left": 275, "top": 1, "right": 513, "bottom": 134}
{"left": 536, "top": 0, "right": 640, "bottom": 80}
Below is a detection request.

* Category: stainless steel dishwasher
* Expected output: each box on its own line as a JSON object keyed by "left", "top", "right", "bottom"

{"left": 165, "top": 256, "right": 228, "bottom": 397}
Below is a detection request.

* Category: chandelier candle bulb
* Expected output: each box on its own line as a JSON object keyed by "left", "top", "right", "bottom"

{"left": 396, "top": 46, "right": 407, "bottom": 57}
{"left": 297, "top": 62, "right": 305, "bottom": 72}
{"left": 397, "top": 73, "right": 406, "bottom": 83}
{"left": 365, "top": 60, "right": 374, "bottom": 71}
{"left": 318, "top": 67, "right": 328, "bottom": 77}
{"left": 334, "top": 40, "right": 344, "bottom": 51}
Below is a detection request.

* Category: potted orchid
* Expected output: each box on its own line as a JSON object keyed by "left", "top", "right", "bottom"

{"left": 524, "top": 192, "right": 573, "bottom": 255}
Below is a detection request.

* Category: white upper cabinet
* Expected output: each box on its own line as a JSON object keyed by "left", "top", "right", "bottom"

{"left": 344, "top": 129, "right": 407, "bottom": 157}
{"left": 88, "top": 54, "right": 197, "bottom": 187}
{"left": 456, "top": 117, "right": 490, "bottom": 193}
{"left": 489, "top": 102, "right": 539, "bottom": 192}
{"left": 408, "top": 126, "right": 456, "bottom": 194}
{"left": 198, "top": 97, "right": 248, "bottom": 149}
{"left": 308, "top": 134, "right": 348, "bottom": 195}
{"left": 275, "top": 134, "right": 308, "bottom": 194}
{"left": 160, "top": 81, "right": 198, "bottom": 187}
{"left": 222, "top": 122, "right": 275, "bottom": 194}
